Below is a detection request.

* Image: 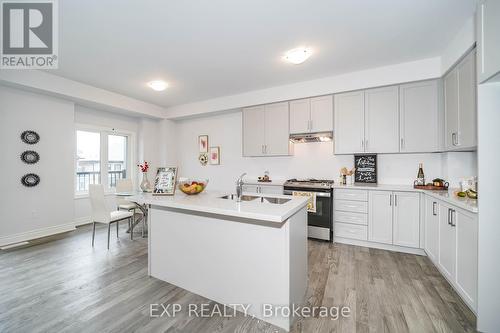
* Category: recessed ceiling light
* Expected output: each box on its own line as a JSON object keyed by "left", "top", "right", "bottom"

{"left": 147, "top": 80, "right": 168, "bottom": 91}
{"left": 283, "top": 47, "right": 312, "bottom": 65}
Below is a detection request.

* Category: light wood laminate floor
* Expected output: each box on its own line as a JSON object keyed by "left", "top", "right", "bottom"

{"left": 0, "top": 224, "right": 476, "bottom": 333}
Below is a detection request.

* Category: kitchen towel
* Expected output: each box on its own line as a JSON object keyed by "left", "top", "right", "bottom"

{"left": 292, "top": 191, "right": 317, "bottom": 213}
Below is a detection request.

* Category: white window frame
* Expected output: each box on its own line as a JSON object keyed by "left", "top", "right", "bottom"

{"left": 75, "top": 124, "right": 136, "bottom": 198}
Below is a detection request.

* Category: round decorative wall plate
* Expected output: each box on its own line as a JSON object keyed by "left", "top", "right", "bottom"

{"left": 21, "top": 173, "right": 40, "bottom": 187}
{"left": 20, "top": 130, "right": 40, "bottom": 144}
{"left": 20, "top": 150, "right": 40, "bottom": 164}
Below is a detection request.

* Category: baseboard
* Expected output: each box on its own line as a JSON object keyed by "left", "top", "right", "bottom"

{"left": 334, "top": 236, "right": 426, "bottom": 256}
{"left": 74, "top": 216, "right": 92, "bottom": 227}
{"left": 0, "top": 222, "right": 76, "bottom": 247}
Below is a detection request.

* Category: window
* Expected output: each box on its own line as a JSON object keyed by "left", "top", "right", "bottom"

{"left": 75, "top": 127, "right": 133, "bottom": 194}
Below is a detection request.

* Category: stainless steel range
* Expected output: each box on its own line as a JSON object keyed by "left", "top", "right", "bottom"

{"left": 283, "top": 179, "right": 334, "bottom": 241}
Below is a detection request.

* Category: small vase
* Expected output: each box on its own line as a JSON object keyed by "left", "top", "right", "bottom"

{"left": 140, "top": 172, "right": 151, "bottom": 192}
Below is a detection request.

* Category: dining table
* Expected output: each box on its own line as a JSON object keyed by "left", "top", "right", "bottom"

{"left": 115, "top": 191, "right": 149, "bottom": 237}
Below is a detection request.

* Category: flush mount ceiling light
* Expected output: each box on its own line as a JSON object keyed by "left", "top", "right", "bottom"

{"left": 147, "top": 80, "right": 168, "bottom": 91}
{"left": 283, "top": 47, "right": 312, "bottom": 65}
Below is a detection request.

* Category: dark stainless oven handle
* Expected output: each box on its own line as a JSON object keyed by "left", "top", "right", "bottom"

{"left": 283, "top": 190, "right": 331, "bottom": 198}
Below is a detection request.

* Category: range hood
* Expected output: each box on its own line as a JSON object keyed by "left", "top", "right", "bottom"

{"left": 289, "top": 131, "right": 333, "bottom": 143}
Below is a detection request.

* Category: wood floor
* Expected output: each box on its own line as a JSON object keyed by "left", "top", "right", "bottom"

{"left": 0, "top": 224, "right": 476, "bottom": 333}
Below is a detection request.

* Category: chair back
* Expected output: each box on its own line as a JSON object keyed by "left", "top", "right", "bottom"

{"left": 116, "top": 179, "right": 133, "bottom": 206}
{"left": 89, "top": 184, "right": 110, "bottom": 223}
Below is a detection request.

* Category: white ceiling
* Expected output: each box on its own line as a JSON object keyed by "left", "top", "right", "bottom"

{"left": 53, "top": 0, "right": 475, "bottom": 108}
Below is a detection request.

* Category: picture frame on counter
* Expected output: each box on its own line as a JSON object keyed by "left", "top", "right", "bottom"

{"left": 209, "top": 146, "right": 220, "bottom": 165}
{"left": 354, "top": 154, "right": 377, "bottom": 184}
{"left": 152, "top": 167, "right": 178, "bottom": 195}
{"left": 198, "top": 135, "right": 209, "bottom": 153}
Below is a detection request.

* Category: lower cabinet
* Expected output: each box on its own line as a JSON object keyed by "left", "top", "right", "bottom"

{"left": 426, "top": 199, "right": 478, "bottom": 312}
{"left": 368, "top": 191, "right": 420, "bottom": 248}
{"left": 242, "top": 184, "right": 283, "bottom": 195}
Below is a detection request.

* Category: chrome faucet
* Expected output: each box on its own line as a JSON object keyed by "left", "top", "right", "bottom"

{"left": 236, "top": 173, "right": 247, "bottom": 202}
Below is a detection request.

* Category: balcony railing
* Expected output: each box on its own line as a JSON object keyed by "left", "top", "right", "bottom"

{"left": 76, "top": 170, "right": 127, "bottom": 192}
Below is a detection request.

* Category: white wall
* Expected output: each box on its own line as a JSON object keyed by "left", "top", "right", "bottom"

{"left": 0, "top": 86, "right": 75, "bottom": 246}
{"left": 477, "top": 82, "right": 500, "bottom": 332}
{"left": 175, "top": 111, "right": 475, "bottom": 192}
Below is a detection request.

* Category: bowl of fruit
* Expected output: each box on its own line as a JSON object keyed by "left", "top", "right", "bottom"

{"left": 178, "top": 179, "right": 209, "bottom": 195}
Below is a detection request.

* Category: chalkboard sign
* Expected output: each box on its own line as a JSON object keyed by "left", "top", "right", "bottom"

{"left": 354, "top": 154, "right": 377, "bottom": 183}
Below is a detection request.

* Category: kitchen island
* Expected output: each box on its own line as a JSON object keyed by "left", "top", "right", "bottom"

{"left": 127, "top": 191, "right": 309, "bottom": 331}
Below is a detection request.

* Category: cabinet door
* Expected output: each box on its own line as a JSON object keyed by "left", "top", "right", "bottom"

{"left": 242, "top": 106, "right": 266, "bottom": 156}
{"left": 289, "top": 99, "right": 310, "bottom": 134}
{"left": 368, "top": 191, "right": 393, "bottom": 244}
{"left": 424, "top": 196, "right": 439, "bottom": 263}
{"left": 399, "top": 80, "right": 439, "bottom": 152}
{"left": 364, "top": 86, "right": 399, "bottom": 153}
{"left": 242, "top": 184, "right": 259, "bottom": 193}
{"left": 310, "top": 95, "right": 333, "bottom": 133}
{"left": 444, "top": 69, "right": 459, "bottom": 150}
{"left": 457, "top": 51, "right": 477, "bottom": 149}
{"left": 439, "top": 204, "right": 456, "bottom": 282}
{"left": 393, "top": 192, "right": 420, "bottom": 248}
{"left": 456, "top": 209, "right": 478, "bottom": 310}
{"left": 334, "top": 91, "right": 365, "bottom": 154}
{"left": 264, "top": 102, "right": 290, "bottom": 156}
{"left": 478, "top": 0, "right": 500, "bottom": 83}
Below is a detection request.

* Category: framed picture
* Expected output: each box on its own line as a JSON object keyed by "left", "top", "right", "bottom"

{"left": 152, "top": 167, "right": 178, "bottom": 195}
{"left": 209, "top": 146, "right": 220, "bottom": 165}
{"left": 198, "top": 135, "right": 209, "bottom": 153}
{"left": 354, "top": 154, "right": 377, "bottom": 184}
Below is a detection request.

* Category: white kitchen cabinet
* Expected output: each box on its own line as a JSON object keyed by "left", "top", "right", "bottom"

{"left": 392, "top": 192, "right": 420, "bottom": 248}
{"left": 264, "top": 102, "right": 290, "bottom": 156}
{"left": 399, "top": 80, "right": 439, "bottom": 152}
{"left": 310, "top": 96, "right": 333, "bottom": 132}
{"left": 364, "top": 86, "right": 399, "bottom": 153}
{"left": 439, "top": 203, "right": 456, "bottom": 282}
{"left": 368, "top": 191, "right": 393, "bottom": 244}
{"left": 242, "top": 105, "right": 266, "bottom": 156}
{"left": 242, "top": 102, "right": 290, "bottom": 157}
{"left": 289, "top": 96, "right": 332, "bottom": 134}
{"left": 334, "top": 91, "right": 365, "bottom": 154}
{"left": 455, "top": 208, "right": 478, "bottom": 310}
{"left": 424, "top": 196, "right": 440, "bottom": 263}
{"left": 289, "top": 99, "right": 310, "bottom": 134}
{"left": 243, "top": 184, "right": 284, "bottom": 195}
{"left": 444, "top": 50, "right": 477, "bottom": 151}
{"left": 477, "top": 0, "right": 500, "bottom": 83}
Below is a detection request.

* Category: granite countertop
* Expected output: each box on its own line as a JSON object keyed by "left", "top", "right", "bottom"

{"left": 333, "top": 183, "right": 478, "bottom": 213}
{"left": 126, "top": 191, "right": 309, "bottom": 223}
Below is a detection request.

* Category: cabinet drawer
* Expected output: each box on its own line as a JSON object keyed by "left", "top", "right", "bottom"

{"left": 335, "top": 189, "right": 368, "bottom": 201}
{"left": 334, "top": 211, "right": 367, "bottom": 225}
{"left": 334, "top": 199, "right": 368, "bottom": 213}
{"left": 335, "top": 222, "right": 368, "bottom": 240}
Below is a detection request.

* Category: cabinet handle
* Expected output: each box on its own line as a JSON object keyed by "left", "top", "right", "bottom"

{"left": 394, "top": 194, "right": 397, "bottom": 206}
{"left": 447, "top": 208, "right": 451, "bottom": 225}
{"left": 432, "top": 202, "right": 437, "bottom": 216}
{"left": 265, "top": 145, "right": 268, "bottom": 154}
{"left": 365, "top": 140, "right": 369, "bottom": 150}
{"left": 389, "top": 194, "right": 392, "bottom": 206}
{"left": 452, "top": 132, "right": 459, "bottom": 146}
{"left": 450, "top": 209, "right": 456, "bottom": 227}
{"left": 401, "top": 138, "right": 404, "bottom": 149}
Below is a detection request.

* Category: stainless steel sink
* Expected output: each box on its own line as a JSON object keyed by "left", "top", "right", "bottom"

{"left": 219, "top": 194, "right": 259, "bottom": 201}
{"left": 261, "top": 197, "right": 291, "bottom": 204}
{"left": 219, "top": 194, "right": 290, "bottom": 204}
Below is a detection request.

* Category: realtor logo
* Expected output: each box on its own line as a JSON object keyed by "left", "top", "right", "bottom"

{"left": 1, "top": 0, "right": 58, "bottom": 69}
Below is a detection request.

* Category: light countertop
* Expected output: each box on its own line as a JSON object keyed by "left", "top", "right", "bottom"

{"left": 126, "top": 191, "right": 309, "bottom": 223}
{"left": 333, "top": 183, "right": 478, "bottom": 213}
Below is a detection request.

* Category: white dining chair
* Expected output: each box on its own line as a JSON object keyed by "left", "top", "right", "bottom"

{"left": 116, "top": 179, "right": 141, "bottom": 239}
{"left": 89, "top": 184, "right": 134, "bottom": 249}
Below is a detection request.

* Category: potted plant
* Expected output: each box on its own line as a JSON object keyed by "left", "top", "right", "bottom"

{"left": 137, "top": 161, "right": 150, "bottom": 192}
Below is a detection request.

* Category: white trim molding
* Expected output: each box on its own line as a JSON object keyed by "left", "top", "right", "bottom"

{"left": 0, "top": 223, "right": 76, "bottom": 247}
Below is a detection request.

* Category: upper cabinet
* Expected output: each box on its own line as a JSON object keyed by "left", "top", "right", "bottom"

{"left": 399, "top": 80, "right": 440, "bottom": 153}
{"left": 242, "top": 102, "right": 290, "bottom": 157}
{"left": 444, "top": 50, "right": 477, "bottom": 151}
{"left": 477, "top": 0, "right": 500, "bottom": 83}
{"left": 364, "top": 86, "right": 399, "bottom": 153}
{"left": 334, "top": 80, "right": 439, "bottom": 154}
{"left": 289, "top": 95, "right": 333, "bottom": 134}
{"left": 334, "top": 91, "right": 365, "bottom": 154}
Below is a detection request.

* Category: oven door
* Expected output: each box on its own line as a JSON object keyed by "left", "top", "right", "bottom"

{"left": 283, "top": 187, "right": 332, "bottom": 229}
